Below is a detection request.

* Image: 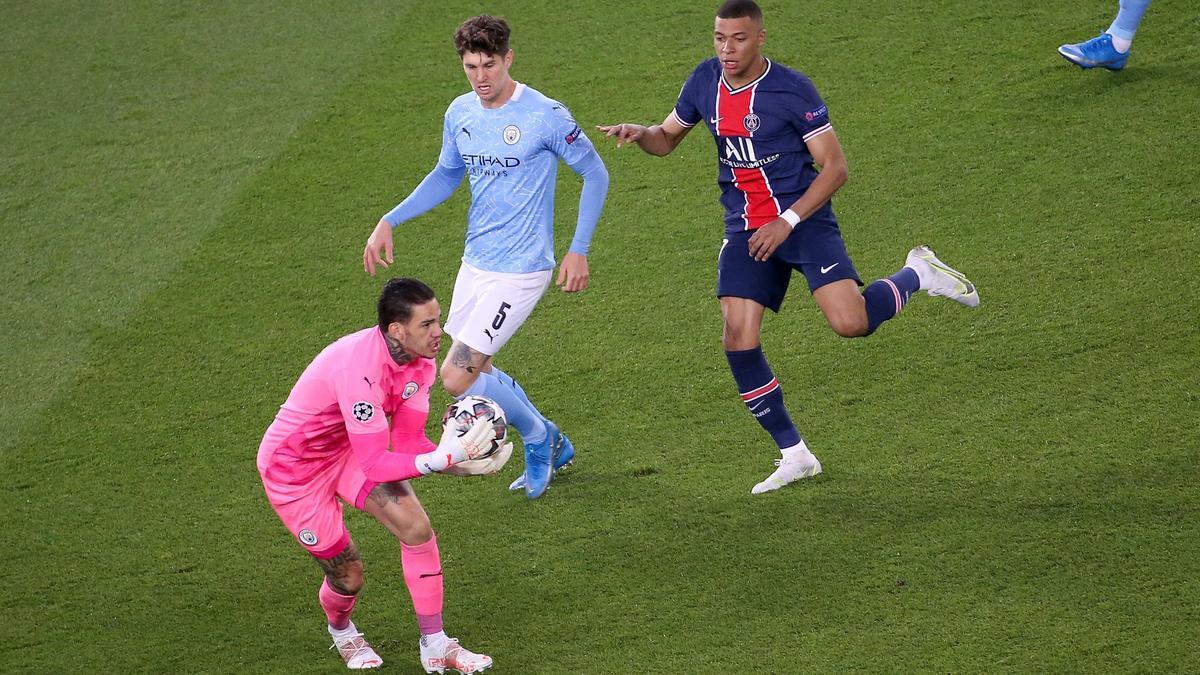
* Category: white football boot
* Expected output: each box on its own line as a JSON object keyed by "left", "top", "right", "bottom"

{"left": 330, "top": 624, "right": 383, "bottom": 669}
{"left": 905, "top": 245, "right": 979, "bottom": 307}
{"left": 420, "top": 635, "right": 493, "bottom": 674}
{"left": 751, "top": 453, "right": 823, "bottom": 494}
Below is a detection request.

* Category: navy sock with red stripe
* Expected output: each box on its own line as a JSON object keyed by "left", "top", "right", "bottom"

{"left": 862, "top": 267, "right": 920, "bottom": 335}
{"left": 725, "top": 347, "right": 802, "bottom": 449}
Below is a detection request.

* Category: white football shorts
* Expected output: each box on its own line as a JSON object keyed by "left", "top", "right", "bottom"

{"left": 444, "top": 260, "right": 552, "bottom": 356}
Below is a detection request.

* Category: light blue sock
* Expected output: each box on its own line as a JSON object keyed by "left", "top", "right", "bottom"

{"left": 463, "top": 371, "right": 547, "bottom": 445}
{"left": 1108, "top": 0, "right": 1152, "bottom": 41}
{"left": 488, "top": 366, "right": 548, "bottom": 424}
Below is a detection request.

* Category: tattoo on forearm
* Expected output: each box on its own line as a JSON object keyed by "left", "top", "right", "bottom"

{"left": 384, "top": 333, "right": 414, "bottom": 367}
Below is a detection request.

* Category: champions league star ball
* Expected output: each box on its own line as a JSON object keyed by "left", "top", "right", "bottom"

{"left": 441, "top": 395, "right": 508, "bottom": 460}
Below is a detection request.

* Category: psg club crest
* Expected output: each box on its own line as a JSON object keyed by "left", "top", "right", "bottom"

{"left": 503, "top": 125, "right": 521, "bottom": 145}
{"left": 352, "top": 401, "right": 375, "bottom": 423}
{"left": 743, "top": 113, "right": 761, "bottom": 133}
{"left": 402, "top": 382, "right": 419, "bottom": 400}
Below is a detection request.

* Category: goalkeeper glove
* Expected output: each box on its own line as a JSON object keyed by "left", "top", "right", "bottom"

{"left": 415, "top": 415, "right": 498, "bottom": 474}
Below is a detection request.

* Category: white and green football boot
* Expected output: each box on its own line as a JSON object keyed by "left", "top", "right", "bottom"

{"left": 905, "top": 245, "right": 979, "bottom": 307}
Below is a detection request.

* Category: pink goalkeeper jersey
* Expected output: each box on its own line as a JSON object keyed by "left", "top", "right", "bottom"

{"left": 257, "top": 326, "right": 438, "bottom": 498}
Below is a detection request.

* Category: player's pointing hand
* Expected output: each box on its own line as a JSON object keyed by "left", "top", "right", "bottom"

{"left": 363, "top": 219, "right": 395, "bottom": 276}
{"left": 596, "top": 123, "right": 646, "bottom": 148}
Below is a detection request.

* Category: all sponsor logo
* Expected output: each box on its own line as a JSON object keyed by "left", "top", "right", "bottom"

{"left": 461, "top": 154, "right": 521, "bottom": 167}
{"left": 724, "top": 136, "right": 757, "bottom": 162}
{"left": 462, "top": 153, "right": 521, "bottom": 177}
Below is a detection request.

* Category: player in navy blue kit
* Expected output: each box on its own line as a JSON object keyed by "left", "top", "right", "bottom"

{"left": 599, "top": 0, "right": 979, "bottom": 494}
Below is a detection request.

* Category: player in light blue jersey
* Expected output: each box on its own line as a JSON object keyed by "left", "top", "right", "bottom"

{"left": 363, "top": 15, "right": 609, "bottom": 500}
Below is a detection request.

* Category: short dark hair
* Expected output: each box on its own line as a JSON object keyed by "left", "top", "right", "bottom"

{"left": 453, "top": 15, "right": 511, "bottom": 57}
{"left": 377, "top": 277, "right": 436, "bottom": 331}
{"left": 716, "top": 0, "right": 763, "bottom": 22}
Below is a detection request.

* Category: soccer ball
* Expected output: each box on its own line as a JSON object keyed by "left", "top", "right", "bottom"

{"left": 441, "top": 395, "right": 508, "bottom": 459}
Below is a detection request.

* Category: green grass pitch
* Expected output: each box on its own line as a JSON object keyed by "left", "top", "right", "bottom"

{"left": 2, "top": 1, "right": 1198, "bottom": 672}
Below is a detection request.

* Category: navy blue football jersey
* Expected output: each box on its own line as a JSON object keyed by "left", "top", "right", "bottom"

{"left": 673, "top": 58, "right": 834, "bottom": 233}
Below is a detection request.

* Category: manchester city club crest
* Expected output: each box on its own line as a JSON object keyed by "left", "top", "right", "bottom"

{"left": 402, "top": 382, "right": 419, "bottom": 400}
{"left": 503, "top": 124, "right": 521, "bottom": 144}
{"left": 299, "top": 529, "right": 318, "bottom": 546}
{"left": 743, "top": 113, "right": 761, "bottom": 132}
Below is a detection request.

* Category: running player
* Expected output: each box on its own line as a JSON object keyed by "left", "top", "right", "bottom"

{"left": 363, "top": 15, "right": 609, "bottom": 499}
{"left": 598, "top": 0, "right": 978, "bottom": 494}
{"left": 257, "top": 277, "right": 505, "bottom": 672}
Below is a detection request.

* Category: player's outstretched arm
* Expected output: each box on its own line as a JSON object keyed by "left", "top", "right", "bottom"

{"left": 364, "top": 163, "right": 466, "bottom": 276}
{"left": 596, "top": 112, "right": 691, "bottom": 156}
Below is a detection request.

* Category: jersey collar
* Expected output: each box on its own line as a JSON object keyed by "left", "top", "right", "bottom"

{"left": 720, "top": 57, "right": 771, "bottom": 95}
{"left": 475, "top": 81, "right": 525, "bottom": 109}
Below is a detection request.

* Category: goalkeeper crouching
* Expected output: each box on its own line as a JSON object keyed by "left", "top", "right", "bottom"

{"left": 256, "top": 277, "right": 506, "bottom": 673}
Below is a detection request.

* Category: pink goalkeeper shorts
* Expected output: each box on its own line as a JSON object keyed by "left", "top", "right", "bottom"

{"left": 258, "top": 445, "right": 376, "bottom": 560}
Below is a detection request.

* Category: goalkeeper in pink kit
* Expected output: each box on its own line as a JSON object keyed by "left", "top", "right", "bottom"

{"left": 257, "top": 278, "right": 504, "bottom": 672}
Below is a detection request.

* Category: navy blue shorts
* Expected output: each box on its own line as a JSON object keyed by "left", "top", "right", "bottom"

{"left": 716, "top": 220, "right": 862, "bottom": 312}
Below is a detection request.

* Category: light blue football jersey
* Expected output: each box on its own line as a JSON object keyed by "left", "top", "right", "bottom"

{"left": 438, "top": 82, "right": 598, "bottom": 273}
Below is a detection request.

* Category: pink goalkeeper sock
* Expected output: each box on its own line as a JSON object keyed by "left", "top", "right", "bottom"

{"left": 318, "top": 578, "right": 358, "bottom": 630}
{"left": 401, "top": 535, "right": 444, "bottom": 635}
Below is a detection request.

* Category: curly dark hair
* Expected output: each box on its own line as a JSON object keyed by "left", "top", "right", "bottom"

{"left": 453, "top": 15, "right": 511, "bottom": 57}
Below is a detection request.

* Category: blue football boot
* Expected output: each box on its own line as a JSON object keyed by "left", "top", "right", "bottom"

{"left": 544, "top": 419, "right": 575, "bottom": 471}
{"left": 1058, "top": 33, "right": 1129, "bottom": 71}
{"left": 508, "top": 420, "right": 575, "bottom": 494}
{"left": 520, "top": 431, "right": 554, "bottom": 499}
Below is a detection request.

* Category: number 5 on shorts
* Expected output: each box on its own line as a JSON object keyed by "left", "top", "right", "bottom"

{"left": 492, "top": 302, "right": 512, "bottom": 331}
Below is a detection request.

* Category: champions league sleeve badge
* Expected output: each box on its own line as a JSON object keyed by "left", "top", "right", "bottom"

{"left": 352, "top": 401, "right": 375, "bottom": 423}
